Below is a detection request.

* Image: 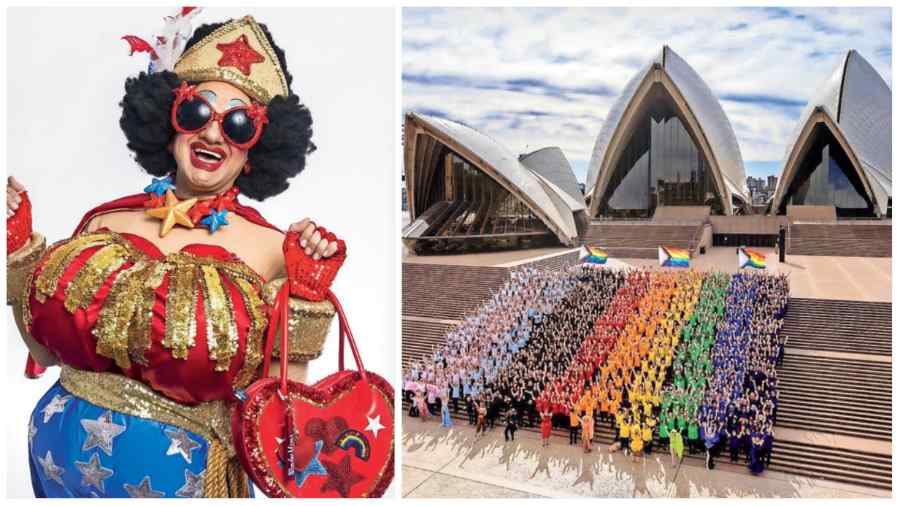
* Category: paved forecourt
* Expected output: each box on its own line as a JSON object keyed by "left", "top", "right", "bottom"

{"left": 401, "top": 420, "right": 890, "bottom": 499}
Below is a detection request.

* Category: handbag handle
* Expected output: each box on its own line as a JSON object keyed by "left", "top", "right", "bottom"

{"left": 261, "top": 282, "right": 369, "bottom": 396}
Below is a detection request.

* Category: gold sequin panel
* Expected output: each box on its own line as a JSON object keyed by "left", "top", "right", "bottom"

{"left": 261, "top": 278, "right": 335, "bottom": 362}
{"left": 28, "top": 231, "right": 268, "bottom": 384}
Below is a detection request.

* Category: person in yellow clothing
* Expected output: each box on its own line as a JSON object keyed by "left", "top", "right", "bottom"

{"left": 669, "top": 427, "right": 684, "bottom": 468}
{"left": 629, "top": 422, "right": 644, "bottom": 461}
{"left": 615, "top": 412, "right": 631, "bottom": 455}
{"left": 642, "top": 417, "right": 655, "bottom": 455}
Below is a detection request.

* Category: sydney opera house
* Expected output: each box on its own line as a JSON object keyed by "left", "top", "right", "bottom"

{"left": 401, "top": 43, "right": 892, "bottom": 496}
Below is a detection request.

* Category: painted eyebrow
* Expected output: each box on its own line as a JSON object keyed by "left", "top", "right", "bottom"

{"left": 198, "top": 89, "right": 217, "bottom": 102}
{"left": 228, "top": 98, "right": 246, "bottom": 108}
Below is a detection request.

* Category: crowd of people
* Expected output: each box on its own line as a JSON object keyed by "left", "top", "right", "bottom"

{"left": 697, "top": 272, "right": 788, "bottom": 473}
{"left": 658, "top": 272, "right": 730, "bottom": 462}
{"left": 404, "top": 264, "right": 789, "bottom": 477}
{"left": 599, "top": 271, "right": 705, "bottom": 460}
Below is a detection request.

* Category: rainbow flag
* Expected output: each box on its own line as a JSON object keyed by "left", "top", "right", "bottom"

{"left": 738, "top": 247, "right": 766, "bottom": 269}
{"left": 659, "top": 246, "right": 690, "bottom": 268}
{"left": 584, "top": 246, "right": 608, "bottom": 265}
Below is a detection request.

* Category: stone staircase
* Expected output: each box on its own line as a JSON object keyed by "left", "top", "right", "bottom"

{"left": 402, "top": 319, "right": 456, "bottom": 370}
{"left": 788, "top": 223, "right": 891, "bottom": 257}
{"left": 777, "top": 354, "right": 891, "bottom": 441}
{"left": 402, "top": 263, "right": 510, "bottom": 320}
{"left": 782, "top": 298, "right": 891, "bottom": 355}
{"left": 582, "top": 222, "right": 703, "bottom": 259}
{"left": 768, "top": 440, "right": 891, "bottom": 490}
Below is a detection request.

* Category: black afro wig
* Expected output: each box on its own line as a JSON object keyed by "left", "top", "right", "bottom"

{"left": 119, "top": 20, "right": 315, "bottom": 201}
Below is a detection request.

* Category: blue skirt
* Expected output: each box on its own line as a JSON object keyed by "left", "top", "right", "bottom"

{"left": 29, "top": 381, "right": 247, "bottom": 498}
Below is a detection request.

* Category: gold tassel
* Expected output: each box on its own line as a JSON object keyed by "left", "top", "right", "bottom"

{"left": 229, "top": 274, "right": 268, "bottom": 388}
{"left": 204, "top": 440, "right": 229, "bottom": 498}
{"left": 162, "top": 264, "right": 199, "bottom": 360}
{"left": 64, "top": 243, "right": 130, "bottom": 313}
{"left": 93, "top": 261, "right": 149, "bottom": 369}
{"left": 34, "top": 233, "right": 110, "bottom": 302}
{"left": 199, "top": 265, "right": 239, "bottom": 372}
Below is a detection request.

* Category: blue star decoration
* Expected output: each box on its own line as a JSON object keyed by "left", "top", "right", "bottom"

{"left": 200, "top": 209, "right": 229, "bottom": 234}
{"left": 143, "top": 176, "right": 175, "bottom": 197}
{"left": 294, "top": 440, "right": 327, "bottom": 488}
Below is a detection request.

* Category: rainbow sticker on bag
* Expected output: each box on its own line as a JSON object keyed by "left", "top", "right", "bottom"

{"left": 584, "top": 246, "right": 608, "bottom": 265}
{"left": 738, "top": 247, "right": 766, "bottom": 269}
{"left": 659, "top": 246, "right": 690, "bottom": 268}
{"left": 335, "top": 429, "right": 371, "bottom": 461}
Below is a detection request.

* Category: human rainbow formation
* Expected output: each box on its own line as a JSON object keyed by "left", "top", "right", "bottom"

{"left": 404, "top": 263, "right": 788, "bottom": 475}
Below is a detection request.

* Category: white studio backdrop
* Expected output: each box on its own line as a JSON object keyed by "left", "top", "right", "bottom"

{"left": 5, "top": 7, "right": 397, "bottom": 498}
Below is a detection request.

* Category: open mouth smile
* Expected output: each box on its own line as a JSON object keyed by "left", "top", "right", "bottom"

{"left": 189, "top": 142, "right": 227, "bottom": 171}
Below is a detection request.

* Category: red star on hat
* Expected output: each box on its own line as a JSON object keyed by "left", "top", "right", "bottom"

{"left": 216, "top": 34, "right": 265, "bottom": 76}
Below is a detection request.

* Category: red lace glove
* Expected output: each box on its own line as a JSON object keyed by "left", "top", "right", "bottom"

{"left": 283, "top": 225, "right": 347, "bottom": 302}
{"left": 7, "top": 190, "right": 32, "bottom": 254}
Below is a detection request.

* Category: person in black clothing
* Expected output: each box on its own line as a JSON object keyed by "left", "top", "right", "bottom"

{"left": 503, "top": 405, "right": 518, "bottom": 442}
{"left": 465, "top": 396, "right": 475, "bottom": 425}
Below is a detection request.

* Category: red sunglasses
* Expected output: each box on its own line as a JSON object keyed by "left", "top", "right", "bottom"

{"left": 171, "top": 81, "right": 269, "bottom": 150}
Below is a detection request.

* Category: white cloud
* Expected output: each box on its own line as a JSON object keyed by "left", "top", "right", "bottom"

{"left": 402, "top": 7, "right": 891, "bottom": 180}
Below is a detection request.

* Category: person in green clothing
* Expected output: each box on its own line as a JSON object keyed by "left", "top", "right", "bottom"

{"left": 687, "top": 418, "right": 700, "bottom": 454}
{"left": 658, "top": 414, "right": 670, "bottom": 442}
{"left": 669, "top": 427, "right": 684, "bottom": 468}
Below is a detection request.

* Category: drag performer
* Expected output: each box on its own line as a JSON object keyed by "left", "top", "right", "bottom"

{"left": 8, "top": 10, "right": 349, "bottom": 498}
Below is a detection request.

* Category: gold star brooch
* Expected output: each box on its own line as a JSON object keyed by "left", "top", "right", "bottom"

{"left": 145, "top": 190, "right": 198, "bottom": 237}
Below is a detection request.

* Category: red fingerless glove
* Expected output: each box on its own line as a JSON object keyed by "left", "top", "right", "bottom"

{"left": 7, "top": 191, "right": 32, "bottom": 254}
{"left": 283, "top": 226, "right": 347, "bottom": 302}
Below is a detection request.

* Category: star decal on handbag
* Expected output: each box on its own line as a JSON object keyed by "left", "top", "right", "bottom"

{"left": 365, "top": 414, "right": 386, "bottom": 439}
{"left": 216, "top": 34, "right": 264, "bottom": 75}
{"left": 320, "top": 454, "right": 364, "bottom": 498}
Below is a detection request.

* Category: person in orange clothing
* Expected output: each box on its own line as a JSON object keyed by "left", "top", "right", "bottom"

{"left": 581, "top": 410, "right": 595, "bottom": 453}
{"left": 568, "top": 406, "right": 580, "bottom": 445}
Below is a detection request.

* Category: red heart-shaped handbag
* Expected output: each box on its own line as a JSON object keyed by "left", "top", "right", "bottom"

{"left": 233, "top": 284, "right": 394, "bottom": 497}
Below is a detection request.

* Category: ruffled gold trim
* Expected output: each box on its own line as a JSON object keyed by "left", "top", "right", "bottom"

{"left": 262, "top": 278, "right": 335, "bottom": 362}
{"left": 7, "top": 231, "right": 46, "bottom": 306}
{"left": 32, "top": 231, "right": 267, "bottom": 382}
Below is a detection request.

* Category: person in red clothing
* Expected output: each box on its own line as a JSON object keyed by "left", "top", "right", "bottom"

{"left": 540, "top": 408, "right": 553, "bottom": 447}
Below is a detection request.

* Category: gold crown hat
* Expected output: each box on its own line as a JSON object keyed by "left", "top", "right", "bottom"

{"left": 173, "top": 16, "right": 290, "bottom": 104}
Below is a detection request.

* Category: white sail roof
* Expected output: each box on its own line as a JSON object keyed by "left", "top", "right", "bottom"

{"left": 585, "top": 46, "right": 749, "bottom": 214}
{"left": 406, "top": 112, "right": 584, "bottom": 245}
{"left": 772, "top": 50, "right": 891, "bottom": 216}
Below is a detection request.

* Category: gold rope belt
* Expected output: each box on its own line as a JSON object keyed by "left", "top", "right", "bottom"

{"left": 59, "top": 365, "right": 248, "bottom": 497}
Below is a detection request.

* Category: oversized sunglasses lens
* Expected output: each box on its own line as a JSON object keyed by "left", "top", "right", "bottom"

{"left": 175, "top": 98, "right": 212, "bottom": 131}
{"left": 222, "top": 109, "right": 258, "bottom": 145}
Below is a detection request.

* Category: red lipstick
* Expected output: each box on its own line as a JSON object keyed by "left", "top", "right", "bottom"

{"left": 189, "top": 142, "right": 227, "bottom": 172}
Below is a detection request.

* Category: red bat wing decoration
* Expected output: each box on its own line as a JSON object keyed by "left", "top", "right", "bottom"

{"left": 121, "top": 35, "right": 159, "bottom": 59}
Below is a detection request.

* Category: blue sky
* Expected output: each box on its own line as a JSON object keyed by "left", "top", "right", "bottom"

{"left": 402, "top": 7, "right": 891, "bottom": 183}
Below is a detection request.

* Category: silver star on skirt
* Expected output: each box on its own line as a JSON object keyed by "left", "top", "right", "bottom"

{"left": 75, "top": 453, "right": 114, "bottom": 493}
{"left": 37, "top": 450, "right": 65, "bottom": 486}
{"left": 80, "top": 411, "right": 126, "bottom": 457}
{"left": 124, "top": 476, "right": 165, "bottom": 498}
